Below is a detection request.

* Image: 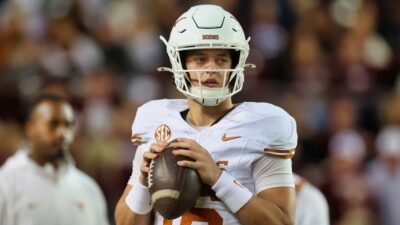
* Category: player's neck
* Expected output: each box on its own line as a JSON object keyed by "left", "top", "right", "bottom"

{"left": 187, "top": 98, "right": 234, "bottom": 126}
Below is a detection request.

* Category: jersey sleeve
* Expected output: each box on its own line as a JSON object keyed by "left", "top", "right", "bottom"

{"left": 263, "top": 115, "right": 297, "bottom": 159}
{"left": 252, "top": 155, "right": 294, "bottom": 193}
{"left": 130, "top": 104, "right": 153, "bottom": 145}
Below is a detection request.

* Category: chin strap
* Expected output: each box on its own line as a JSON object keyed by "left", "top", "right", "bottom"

{"left": 190, "top": 86, "right": 230, "bottom": 106}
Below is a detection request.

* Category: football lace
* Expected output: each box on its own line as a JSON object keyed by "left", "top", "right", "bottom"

{"left": 148, "top": 159, "right": 155, "bottom": 188}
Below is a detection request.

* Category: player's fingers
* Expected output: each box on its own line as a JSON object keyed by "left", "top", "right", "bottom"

{"left": 150, "top": 143, "right": 166, "bottom": 153}
{"left": 171, "top": 139, "right": 197, "bottom": 150}
{"left": 177, "top": 160, "right": 197, "bottom": 169}
{"left": 175, "top": 137, "right": 197, "bottom": 145}
{"left": 141, "top": 158, "right": 151, "bottom": 168}
{"left": 143, "top": 151, "right": 158, "bottom": 160}
{"left": 170, "top": 140, "right": 188, "bottom": 149}
{"left": 155, "top": 140, "right": 168, "bottom": 147}
{"left": 140, "top": 163, "right": 150, "bottom": 173}
{"left": 172, "top": 149, "right": 200, "bottom": 159}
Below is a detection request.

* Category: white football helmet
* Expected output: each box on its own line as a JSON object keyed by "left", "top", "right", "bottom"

{"left": 158, "top": 4, "right": 254, "bottom": 106}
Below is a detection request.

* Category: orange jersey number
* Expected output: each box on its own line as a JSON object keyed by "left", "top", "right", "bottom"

{"left": 163, "top": 208, "right": 223, "bottom": 225}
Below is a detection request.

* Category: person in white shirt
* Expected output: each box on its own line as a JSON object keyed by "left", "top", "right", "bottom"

{"left": 115, "top": 4, "right": 297, "bottom": 225}
{"left": 0, "top": 93, "right": 110, "bottom": 225}
{"left": 367, "top": 126, "right": 400, "bottom": 225}
{"left": 294, "top": 173, "right": 330, "bottom": 225}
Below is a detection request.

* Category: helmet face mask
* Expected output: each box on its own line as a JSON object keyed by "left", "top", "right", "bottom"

{"left": 159, "top": 4, "right": 252, "bottom": 106}
{"left": 182, "top": 67, "right": 235, "bottom": 106}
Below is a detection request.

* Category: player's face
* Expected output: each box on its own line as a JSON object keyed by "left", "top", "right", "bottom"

{"left": 185, "top": 49, "right": 232, "bottom": 88}
{"left": 27, "top": 101, "right": 74, "bottom": 161}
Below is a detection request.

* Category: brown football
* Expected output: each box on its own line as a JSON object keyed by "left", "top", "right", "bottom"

{"left": 148, "top": 143, "right": 202, "bottom": 219}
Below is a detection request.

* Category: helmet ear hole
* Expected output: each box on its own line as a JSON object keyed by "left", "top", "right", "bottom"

{"left": 230, "top": 50, "right": 240, "bottom": 69}
{"left": 228, "top": 50, "right": 240, "bottom": 90}
{"left": 179, "top": 51, "right": 189, "bottom": 70}
{"left": 178, "top": 51, "right": 191, "bottom": 87}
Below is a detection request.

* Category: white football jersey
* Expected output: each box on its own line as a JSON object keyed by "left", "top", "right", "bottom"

{"left": 129, "top": 99, "right": 297, "bottom": 225}
{"left": 0, "top": 150, "right": 109, "bottom": 225}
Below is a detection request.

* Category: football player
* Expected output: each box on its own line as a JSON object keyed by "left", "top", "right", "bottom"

{"left": 115, "top": 4, "right": 297, "bottom": 225}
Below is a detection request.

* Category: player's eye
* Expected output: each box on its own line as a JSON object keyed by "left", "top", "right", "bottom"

{"left": 48, "top": 120, "right": 59, "bottom": 129}
{"left": 217, "top": 58, "right": 229, "bottom": 65}
{"left": 193, "top": 57, "right": 205, "bottom": 64}
{"left": 48, "top": 120, "right": 73, "bottom": 129}
{"left": 64, "top": 121, "right": 73, "bottom": 128}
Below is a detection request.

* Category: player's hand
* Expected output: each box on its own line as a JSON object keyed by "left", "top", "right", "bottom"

{"left": 139, "top": 140, "right": 168, "bottom": 186}
{"left": 170, "top": 137, "right": 222, "bottom": 186}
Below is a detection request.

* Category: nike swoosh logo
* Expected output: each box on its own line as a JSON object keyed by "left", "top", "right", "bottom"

{"left": 221, "top": 134, "right": 241, "bottom": 142}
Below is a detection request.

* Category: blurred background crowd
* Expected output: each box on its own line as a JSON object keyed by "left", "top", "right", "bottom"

{"left": 0, "top": 0, "right": 400, "bottom": 224}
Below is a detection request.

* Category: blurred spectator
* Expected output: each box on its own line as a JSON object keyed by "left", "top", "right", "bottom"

{"left": 333, "top": 0, "right": 392, "bottom": 95}
{"left": 0, "top": 120, "right": 23, "bottom": 165}
{"left": 250, "top": 0, "right": 288, "bottom": 60}
{"left": 321, "top": 129, "right": 375, "bottom": 225}
{"left": 40, "top": 16, "right": 104, "bottom": 77}
{"left": 294, "top": 173, "right": 330, "bottom": 225}
{"left": 328, "top": 97, "right": 358, "bottom": 133}
{"left": 367, "top": 126, "right": 400, "bottom": 225}
{"left": 0, "top": 93, "right": 110, "bottom": 225}
{"left": 290, "top": 26, "right": 331, "bottom": 98}
{"left": 379, "top": 92, "right": 400, "bottom": 125}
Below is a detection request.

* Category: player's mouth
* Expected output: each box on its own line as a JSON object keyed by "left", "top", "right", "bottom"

{"left": 201, "top": 78, "right": 219, "bottom": 88}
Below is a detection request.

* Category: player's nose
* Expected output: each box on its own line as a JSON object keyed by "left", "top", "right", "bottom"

{"left": 204, "top": 60, "right": 219, "bottom": 74}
